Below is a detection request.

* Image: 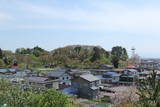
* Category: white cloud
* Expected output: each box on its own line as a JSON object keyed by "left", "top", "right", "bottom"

{"left": 1, "top": 0, "right": 160, "bottom": 33}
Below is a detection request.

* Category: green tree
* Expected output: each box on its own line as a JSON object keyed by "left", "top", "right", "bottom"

{"left": 0, "top": 59, "right": 5, "bottom": 67}
{"left": 137, "top": 70, "right": 160, "bottom": 107}
{"left": 0, "top": 79, "right": 71, "bottom": 107}
{"left": 28, "top": 89, "right": 70, "bottom": 107}
{"left": 111, "top": 46, "right": 128, "bottom": 68}
{"left": 111, "top": 46, "right": 128, "bottom": 60}
{"left": 3, "top": 56, "right": 9, "bottom": 66}
{"left": 0, "top": 48, "right": 3, "bottom": 59}
{"left": 111, "top": 56, "right": 119, "bottom": 68}
{"left": 0, "top": 79, "right": 73, "bottom": 107}
{"left": 90, "top": 47, "right": 101, "bottom": 62}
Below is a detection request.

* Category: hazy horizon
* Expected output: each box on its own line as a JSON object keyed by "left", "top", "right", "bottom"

{"left": 1, "top": 0, "right": 160, "bottom": 58}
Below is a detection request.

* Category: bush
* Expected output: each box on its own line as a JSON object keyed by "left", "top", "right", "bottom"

{"left": 0, "top": 79, "right": 74, "bottom": 107}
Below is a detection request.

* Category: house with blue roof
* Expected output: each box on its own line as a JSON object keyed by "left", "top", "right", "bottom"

{"left": 101, "top": 72, "right": 121, "bottom": 83}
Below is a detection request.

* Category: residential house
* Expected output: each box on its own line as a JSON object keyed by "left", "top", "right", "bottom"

{"left": 127, "top": 65, "right": 137, "bottom": 69}
{"left": 0, "top": 68, "right": 29, "bottom": 80}
{"left": 157, "top": 71, "right": 160, "bottom": 80}
{"left": 111, "top": 69, "right": 125, "bottom": 74}
{"left": 140, "top": 60, "right": 160, "bottom": 70}
{"left": 24, "top": 77, "right": 59, "bottom": 89}
{"left": 119, "top": 74, "right": 137, "bottom": 85}
{"left": 124, "top": 69, "right": 139, "bottom": 77}
{"left": 138, "top": 71, "right": 151, "bottom": 80}
{"left": 72, "top": 74, "right": 101, "bottom": 100}
{"left": 89, "top": 69, "right": 112, "bottom": 75}
{"left": 101, "top": 72, "right": 121, "bottom": 83}
{"left": 48, "top": 70, "right": 72, "bottom": 86}
{"left": 67, "top": 69, "right": 91, "bottom": 78}
{"left": 139, "top": 70, "right": 160, "bottom": 80}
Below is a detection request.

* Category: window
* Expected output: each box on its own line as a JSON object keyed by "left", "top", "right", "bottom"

{"left": 66, "top": 77, "right": 69, "bottom": 79}
{"left": 90, "top": 82, "right": 94, "bottom": 87}
{"left": 62, "top": 77, "right": 65, "bottom": 80}
{"left": 113, "top": 77, "right": 116, "bottom": 80}
{"left": 95, "top": 81, "right": 100, "bottom": 86}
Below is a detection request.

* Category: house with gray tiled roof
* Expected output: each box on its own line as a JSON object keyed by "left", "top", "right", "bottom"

{"left": 72, "top": 73, "right": 101, "bottom": 100}
{"left": 48, "top": 70, "right": 72, "bottom": 86}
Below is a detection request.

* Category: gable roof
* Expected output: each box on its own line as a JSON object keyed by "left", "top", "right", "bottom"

{"left": 80, "top": 74, "right": 99, "bottom": 82}
{"left": 48, "top": 70, "right": 66, "bottom": 77}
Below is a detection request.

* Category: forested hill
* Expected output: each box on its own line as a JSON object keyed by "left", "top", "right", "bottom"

{"left": 51, "top": 45, "right": 110, "bottom": 68}
{"left": 0, "top": 45, "right": 128, "bottom": 69}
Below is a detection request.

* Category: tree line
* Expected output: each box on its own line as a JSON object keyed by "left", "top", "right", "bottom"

{"left": 0, "top": 45, "right": 128, "bottom": 69}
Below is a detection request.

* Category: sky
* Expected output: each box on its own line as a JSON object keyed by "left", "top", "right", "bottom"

{"left": 0, "top": 0, "right": 160, "bottom": 58}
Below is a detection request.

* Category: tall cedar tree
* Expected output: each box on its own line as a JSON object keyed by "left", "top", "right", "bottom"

{"left": 90, "top": 47, "right": 101, "bottom": 62}
{"left": 111, "top": 46, "right": 128, "bottom": 68}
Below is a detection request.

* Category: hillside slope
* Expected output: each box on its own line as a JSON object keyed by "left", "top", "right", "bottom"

{"left": 51, "top": 45, "right": 111, "bottom": 68}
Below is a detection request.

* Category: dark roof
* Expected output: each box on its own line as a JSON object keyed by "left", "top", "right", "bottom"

{"left": 120, "top": 74, "right": 134, "bottom": 78}
{"left": 89, "top": 69, "right": 112, "bottom": 72}
{"left": 80, "top": 74, "right": 100, "bottom": 82}
{"left": 111, "top": 69, "right": 125, "bottom": 72}
{"left": 67, "top": 70, "right": 90, "bottom": 77}
{"left": 48, "top": 70, "right": 66, "bottom": 77}
{"left": 24, "top": 77, "right": 49, "bottom": 83}
{"left": 103, "top": 72, "right": 121, "bottom": 76}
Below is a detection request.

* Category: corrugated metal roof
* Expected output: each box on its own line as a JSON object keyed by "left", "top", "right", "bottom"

{"left": 80, "top": 74, "right": 99, "bottom": 82}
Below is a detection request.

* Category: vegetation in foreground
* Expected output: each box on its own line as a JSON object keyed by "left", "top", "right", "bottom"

{"left": 137, "top": 70, "right": 160, "bottom": 107}
{"left": 0, "top": 79, "right": 76, "bottom": 107}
